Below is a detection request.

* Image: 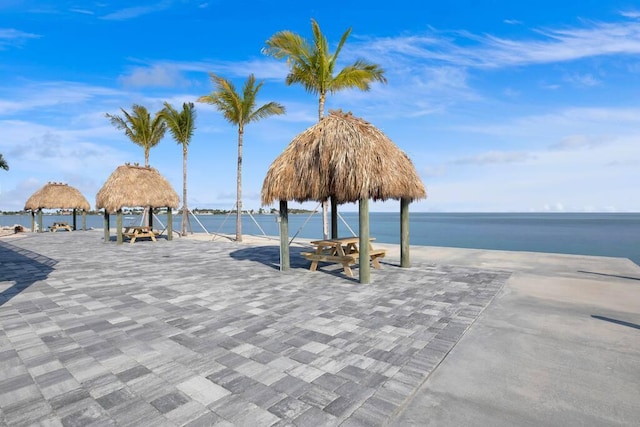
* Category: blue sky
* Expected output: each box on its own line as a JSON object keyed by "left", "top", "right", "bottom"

{"left": 1, "top": 0, "right": 639, "bottom": 213}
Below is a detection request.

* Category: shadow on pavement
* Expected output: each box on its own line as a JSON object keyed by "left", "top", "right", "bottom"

{"left": 0, "top": 240, "right": 57, "bottom": 306}
{"left": 591, "top": 315, "right": 640, "bottom": 330}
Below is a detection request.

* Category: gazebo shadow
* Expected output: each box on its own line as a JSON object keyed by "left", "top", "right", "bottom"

{"left": 0, "top": 241, "right": 57, "bottom": 306}
{"left": 229, "top": 244, "right": 369, "bottom": 283}
{"left": 230, "top": 245, "right": 310, "bottom": 271}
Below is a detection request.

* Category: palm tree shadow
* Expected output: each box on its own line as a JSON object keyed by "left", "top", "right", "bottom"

{"left": 0, "top": 241, "right": 57, "bottom": 306}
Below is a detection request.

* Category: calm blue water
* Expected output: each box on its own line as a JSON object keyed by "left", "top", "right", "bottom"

{"left": 2, "top": 212, "right": 638, "bottom": 265}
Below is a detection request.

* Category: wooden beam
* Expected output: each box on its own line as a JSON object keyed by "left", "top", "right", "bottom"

{"left": 116, "top": 210, "right": 123, "bottom": 245}
{"left": 72, "top": 209, "right": 77, "bottom": 230}
{"left": 401, "top": 198, "right": 410, "bottom": 268}
{"left": 331, "top": 197, "right": 338, "bottom": 239}
{"left": 103, "top": 210, "right": 110, "bottom": 242}
{"left": 31, "top": 211, "right": 35, "bottom": 232}
{"left": 82, "top": 210, "right": 86, "bottom": 231}
{"left": 38, "top": 209, "right": 43, "bottom": 233}
{"left": 359, "top": 198, "right": 370, "bottom": 284}
{"left": 279, "top": 200, "right": 289, "bottom": 271}
{"left": 167, "top": 208, "right": 173, "bottom": 241}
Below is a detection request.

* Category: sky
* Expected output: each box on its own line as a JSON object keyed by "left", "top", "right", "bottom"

{"left": 1, "top": 0, "right": 639, "bottom": 213}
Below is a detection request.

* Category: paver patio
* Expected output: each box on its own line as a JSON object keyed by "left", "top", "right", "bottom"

{"left": 0, "top": 231, "right": 509, "bottom": 426}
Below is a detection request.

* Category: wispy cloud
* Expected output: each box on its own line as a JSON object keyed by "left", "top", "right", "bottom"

{"left": 0, "top": 28, "right": 40, "bottom": 49}
{"left": 101, "top": 1, "right": 172, "bottom": 21}
{"left": 358, "top": 15, "right": 640, "bottom": 69}
{"left": 549, "top": 134, "right": 610, "bottom": 151}
{"left": 117, "top": 59, "right": 289, "bottom": 88}
{"left": 0, "top": 82, "right": 125, "bottom": 116}
{"left": 452, "top": 150, "right": 535, "bottom": 165}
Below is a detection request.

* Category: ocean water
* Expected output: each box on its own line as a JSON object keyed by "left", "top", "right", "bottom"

{"left": 2, "top": 212, "right": 638, "bottom": 266}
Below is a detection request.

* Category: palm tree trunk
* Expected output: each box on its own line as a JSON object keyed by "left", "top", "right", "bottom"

{"left": 181, "top": 145, "right": 188, "bottom": 236}
{"left": 236, "top": 128, "right": 243, "bottom": 242}
{"left": 144, "top": 149, "right": 150, "bottom": 167}
{"left": 319, "top": 93, "right": 329, "bottom": 239}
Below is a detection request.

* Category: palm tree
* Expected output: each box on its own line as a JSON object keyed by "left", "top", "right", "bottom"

{"left": 0, "top": 153, "right": 8, "bottom": 171}
{"left": 158, "top": 102, "right": 197, "bottom": 236}
{"left": 263, "top": 18, "right": 387, "bottom": 238}
{"left": 106, "top": 104, "right": 167, "bottom": 167}
{"left": 197, "top": 73, "right": 285, "bottom": 242}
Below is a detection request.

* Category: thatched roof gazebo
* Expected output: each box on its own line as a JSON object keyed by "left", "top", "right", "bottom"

{"left": 24, "top": 182, "right": 91, "bottom": 232}
{"left": 262, "top": 110, "right": 427, "bottom": 283}
{"left": 96, "top": 163, "right": 180, "bottom": 244}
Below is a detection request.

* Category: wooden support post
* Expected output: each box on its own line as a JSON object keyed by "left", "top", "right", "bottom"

{"left": 72, "top": 209, "right": 77, "bottom": 230}
{"left": 167, "top": 208, "right": 173, "bottom": 241}
{"left": 279, "top": 200, "right": 289, "bottom": 271}
{"left": 31, "top": 211, "right": 35, "bottom": 232}
{"left": 148, "top": 207, "right": 153, "bottom": 228}
{"left": 38, "top": 209, "right": 43, "bottom": 233}
{"left": 331, "top": 197, "right": 338, "bottom": 239}
{"left": 359, "top": 198, "right": 370, "bottom": 284}
{"left": 103, "top": 210, "right": 110, "bottom": 242}
{"left": 82, "top": 211, "right": 86, "bottom": 231}
{"left": 401, "top": 198, "right": 410, "bottom": 268}
{"left": 116, "top": 210, "right": 123, "bottom": 245}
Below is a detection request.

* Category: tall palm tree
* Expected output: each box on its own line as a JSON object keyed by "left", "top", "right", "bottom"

{"left": 158, "top": 102, "right": 197, "bottom": 236}
{"left": 0, "top": 153, "right": 8, "bottom": 171}
{"left": 106, "top": 104, "right": 167, "bottom": 167}
{"left": 198, "top": 73, "right": 285, "bottom": 242}
{"left": 263, "top": 18, "right": 387, "bottom": 238}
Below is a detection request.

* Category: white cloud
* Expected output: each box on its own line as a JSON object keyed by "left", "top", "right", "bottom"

{"left": 100, "top": 1, "right": 172, "bottom": 21}
{"left": 549, "top": 135, "right": 610, "bottom": 151}
{"left": 452, "top": 151, "right": 535, "bottom": 165}
{"left": 563, "top": 73, "right": 600, "bottom": 86}
{"left": 358, "top": 16, "right": 640, "bottom": 69}
{"left": 0, "top": 28, "right": 40, "bottom": 49}
{"left": 0, "top": 82, "right": 125, "bottom": 116}
{"left": 119, "top": 64, "right": 190, "bottom": 88}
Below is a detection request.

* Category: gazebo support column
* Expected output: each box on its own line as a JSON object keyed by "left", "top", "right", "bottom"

{"left": 279, "top": 200, "right": 289, "bottom": 271}
{"left": 167, "top": 208, "right": 173, "bottom": 241}
{"left": 116, "top": 210, "right": 123, "bottom": 245}
{"left": 331, "top": 197, "right": 338, "bottom": 239}
{"left": 38, "top": 209, "right": 43, "bottom": 233}
{"left": 31, "top": 211, "right": 35, "bottom": 232}
{"left": 103, "top": 210, "right": 110, "bottom": 242}
{"left": 400, "top": 198, "right": 410, "bottom": 268}
{"left": 148, "top": 207, "right": 153, "bottom": 229}
{"left": 82, "top": 211, "right": 86, "bottom": 231}
{"left": 72, "top": 209, "right": 77, "bottom": 231}
{"left": 359, "top": 198, "right": 370, "bottom": 284}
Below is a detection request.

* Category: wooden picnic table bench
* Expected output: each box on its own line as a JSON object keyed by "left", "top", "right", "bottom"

{"left": 301, "top": 236, "right": 386, "bottom": 277}
{"left": 123, "top": 226, "right": 159, "bottom": 244}
{"left": 50, "top": 222, "right": 72, "bottom": 232}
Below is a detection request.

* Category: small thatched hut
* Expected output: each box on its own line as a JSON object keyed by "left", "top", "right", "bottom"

{"left": 96, "top": 163, "right": 180, "bottom": 244}
{"left": 24, "top": 182, "right": 91, "bottom": 232}
{"left": 262, "top": 110, "right": 427, "bottom": 283}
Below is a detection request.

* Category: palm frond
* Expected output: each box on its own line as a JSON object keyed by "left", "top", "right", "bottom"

{"left": 0, "top": 153, "right": 9, "bottom": 171}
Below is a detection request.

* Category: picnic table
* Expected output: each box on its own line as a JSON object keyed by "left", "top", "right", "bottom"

{"left": 301, "top": 236, "right": 386, "bottom": 277}
{"left": 123, "top": 226, "right": 158, "bottom": 244}
{"left": 50, "top": 222, "right": 72, "bottom": 232}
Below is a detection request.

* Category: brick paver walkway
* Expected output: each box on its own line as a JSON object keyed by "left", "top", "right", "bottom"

{"left": 0, "top": 231, "right": 509, "bottom": 426}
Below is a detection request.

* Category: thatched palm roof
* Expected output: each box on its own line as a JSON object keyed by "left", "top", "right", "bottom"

{"left": 96, "top": 163, "right": 179, "bottom": 213}
{"left": 262, "top": 110, "right": 427, "bottom": 205}
{"left": 24, "top": 182, "right": 90, "bottom": 211}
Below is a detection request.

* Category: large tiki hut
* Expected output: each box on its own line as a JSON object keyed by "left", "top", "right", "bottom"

{"left": 24, "top": 182, "right": 91, "bottom": 232}
{"left": 96, "top": 163, "right": 179, "bottom": 244}
{"left": 262, "top": 110, "right": 427, "bottom": 283}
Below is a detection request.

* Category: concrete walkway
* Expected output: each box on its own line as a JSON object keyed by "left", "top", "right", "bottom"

{"left": 1, "top": 231, "right": 638, "bottom": 426}
{"left": 393, "top": 245, "right": 640, "bottom": 426}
